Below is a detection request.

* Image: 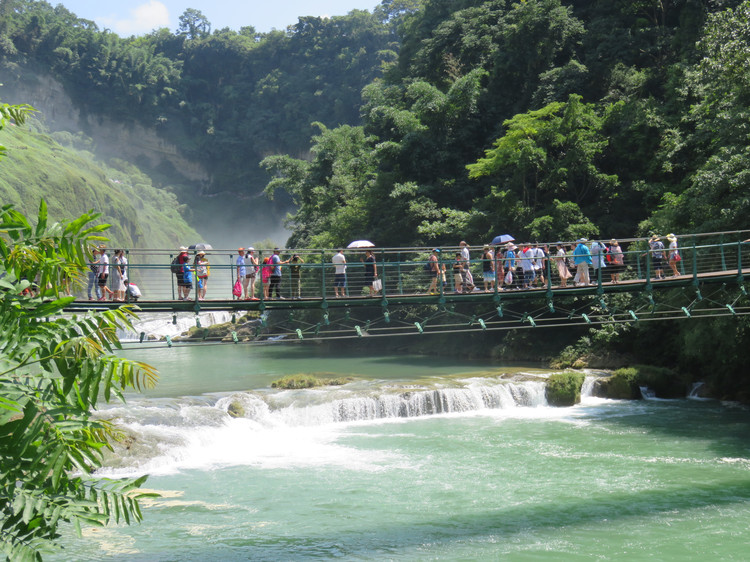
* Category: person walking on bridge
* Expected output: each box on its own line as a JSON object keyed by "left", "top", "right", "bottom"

{"left": 649, "top": 235, "right": 666, "bottom": 280}
{"left": 245, "top": 247, "right": 259, "bottom": 299}
{"left": 236, "top": 248, "right": 248, "bottom": 300}
{"left": 177, "top": 246, "right": 192, "bottom": 300}
{"left": 269, "top": 248, "right": 288, "bottom": 299}
{"left": 332, "top": 249, "right": 347, "bottom": 297}
{"left": 607, "top": 240, "right": 624, "bottom": 283}
{"left": 97, "top": 245, "right": 114, "bottom": 301}
{"left": 427, "top": 249, "right": 440, "bottom": 294}
{"left": 554, "top": 243, "right": 572, "bottom": 287}
{"left": 667, "top": 233, "right": 681, "bottom": 277}
{"left": 87, "top": 247, "right": 100, "bottom": 300}
{"left": 573, "top": 239, "right": 592, "bottom": 286}
{"left": 481, "top": 245, "right": 495, "bottom": 292}
{"left": 459, "top": 241, "right": 475, "bottom": 292}
{"left": 195, "top": 251, "right": 210, "bottom": 300}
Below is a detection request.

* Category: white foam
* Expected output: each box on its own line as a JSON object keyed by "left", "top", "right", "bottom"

{"left": 117, "top": 311, "right": 234, "bottom": 341}
{"left": 96, "top": 377, "right": 614, "bottom": 478}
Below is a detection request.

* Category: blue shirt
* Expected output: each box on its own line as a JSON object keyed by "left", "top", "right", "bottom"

{"left": 573, "top": 243, "right": 593, "bottom": 265}
{"left": 236, "top": 255, "right": 246, "bottom": 277}
{"left": 271, "top": 254, "right": 281, "bottom": 276}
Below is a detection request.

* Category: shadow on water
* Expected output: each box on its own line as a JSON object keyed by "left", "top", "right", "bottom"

{"left": 584, "top": 399, "right": 750, "bottom": 461}
{"left": 107, "top": 478, "right": 750, "bottom": 561}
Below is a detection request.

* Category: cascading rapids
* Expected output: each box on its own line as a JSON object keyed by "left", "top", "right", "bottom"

{"left": 215, "top": 380, "right": 548, "bottom": 426}
{"left": 97, "top": 377, "right": 555, "bottom": 476}
{"left": 116, "top": 311, "right": 234, "bottom": 341}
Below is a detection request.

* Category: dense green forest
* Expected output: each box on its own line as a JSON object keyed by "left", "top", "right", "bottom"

{"left": 0, "top": 120, "right": 200, "bottom": 248}
{"left": 2, "top": 0, "right": 750, "bottom": 395}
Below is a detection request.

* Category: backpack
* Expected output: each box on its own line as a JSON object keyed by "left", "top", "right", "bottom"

{"left": 170, "top": 256, "right": 182, "bottom": 274}
{"left": 423, "top": 261, "right": 432, "bottom": 272}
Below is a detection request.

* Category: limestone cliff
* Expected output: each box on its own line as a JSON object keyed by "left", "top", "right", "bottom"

{"left": 2, "top": 71, "right": 208, "bottom": 183}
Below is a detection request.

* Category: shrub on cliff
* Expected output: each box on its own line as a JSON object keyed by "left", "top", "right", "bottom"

{"left": 271, "top": 374, "right": 354, "bottom": 389}
{"left": 545, "top": 372, "right": 585, "bottom": 406}
{"left": 597, "top": 365, "right": 684, "bottom": 399}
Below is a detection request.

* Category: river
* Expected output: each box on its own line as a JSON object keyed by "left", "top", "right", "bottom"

{"left": 50, "top": 340, "right": 750, "bottom": 560}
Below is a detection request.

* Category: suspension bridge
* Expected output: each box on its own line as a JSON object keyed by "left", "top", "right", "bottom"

{"left": 66, "top": 231, "right": 750, "bottom": 342}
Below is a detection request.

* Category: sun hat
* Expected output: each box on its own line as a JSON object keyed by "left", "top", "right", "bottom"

{"left": 179, "top": 246, "right": 188, "bottom": 251}
{"left": 238, "top": 247, "right": 244, "bottom": 252}
{"left": 650, "top": 234, "right": 660, "bottom": 242}
{"left": 610, "top": 239, "right": 618, "bottom": 245}
{"left": 196, "top": 250, "right": 206, "bottom": 256}
{"left": 246, "top": 246, "right": 254, "bottom": 251}
{"left": 666, "top": 233, "right": 676, "bottom": 241}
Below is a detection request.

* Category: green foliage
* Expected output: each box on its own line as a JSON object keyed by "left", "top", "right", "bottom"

{"left": 600, "top": 365, "right": 683, "bottom": 400}
{"left": 468, "top": 94, "right": 617, "bottom": 211}
{"left": 545, "top": 371, "right": 585, "bottom": 407}
{"left": 262, "top": 123, "right": 379, "bottom": 247}
{"left": 270, "top": 374, "right": 355, "bottom": 389}
{"left": 0, "top": 199, "right": 158, "bottom": 560}
{"left": 601, "top": 367, "right": 642, "bottom": 399}
{"left": 0, "top": 121, "right": 200, "bottom": 249}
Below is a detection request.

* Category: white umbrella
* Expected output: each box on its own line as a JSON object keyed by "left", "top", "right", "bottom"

{"left": 347, "top": 240, "right": 375, "bottom": 249}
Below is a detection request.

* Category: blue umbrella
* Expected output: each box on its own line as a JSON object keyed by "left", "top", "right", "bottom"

{"left": 490, "top": 234, "right": 515, "bottom": 245}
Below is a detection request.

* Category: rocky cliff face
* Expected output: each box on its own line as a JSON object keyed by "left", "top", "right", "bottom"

{"left": 2, "top": 71, "right": 208, "bottom": 183}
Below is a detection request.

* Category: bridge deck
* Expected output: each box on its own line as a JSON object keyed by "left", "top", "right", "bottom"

{"left": 66, "top": 267, "right": 749, "bottom": 314}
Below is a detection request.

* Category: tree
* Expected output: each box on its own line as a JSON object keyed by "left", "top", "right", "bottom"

{"left": 262, "top": 123, "right": 378, "bottom": 247}
{"left": 0, "top": 102, "right": 157, "bottom": 560}
{"left": 468, "top": 94, "right": 617, "bottom": 211}
{"left": 177, "top": 8, "right": 211, "bottom": 40}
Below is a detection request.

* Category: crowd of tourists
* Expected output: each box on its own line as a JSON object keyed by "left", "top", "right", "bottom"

{"left": 424, "top": 234, "right": 681, "bottom": 294}
{"left": 82, "top": 233, "right": 681, "bottom": 302}
{"left": 86, "top": 244, "right": 141, "bottom": 301}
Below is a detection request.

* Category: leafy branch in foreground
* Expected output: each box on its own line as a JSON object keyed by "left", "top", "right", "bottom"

{"left": 0, "top": 198, "right": 158, "bottom": 561}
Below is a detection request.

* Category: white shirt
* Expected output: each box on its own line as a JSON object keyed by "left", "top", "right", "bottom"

{"left": 332, "top": 252, "right": 346, "bottom": 274}
{"left": 97, "top": 253, "right": 109, "bottom": 275}
{"left": 460, "top": 246, "right": 470, "bottom": 265}
{"left": 532, "top": 247, "right": 545, "bottom": 269}
{"left": 519, "top": 248, "right": 535, "bottom": 272}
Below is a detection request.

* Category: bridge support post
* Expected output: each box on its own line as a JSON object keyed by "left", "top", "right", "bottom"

{"left": 397, "top": 253, "right": 403, "bottom": 295}
{"left": 737, "top": 241, "right": 744, "bottom": 286}
{"left": 545, "top": 255, "right": 553, "bottom": 300}
{"left": 320, "top": 251, "right": 327, "bottom": 306}
{"left": 380, "top": 249, "right": 387, "bottom": 299}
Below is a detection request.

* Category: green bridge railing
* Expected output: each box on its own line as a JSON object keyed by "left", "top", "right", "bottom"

{"left": 68, "top": 231, "right": 750, "bottom": 314}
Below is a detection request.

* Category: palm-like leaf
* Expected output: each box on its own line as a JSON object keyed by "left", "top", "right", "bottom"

{"left": 0, "top": 200, "right": 158, "bottom": 559}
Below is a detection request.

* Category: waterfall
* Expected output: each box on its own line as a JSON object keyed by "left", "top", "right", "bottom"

{"left": 581, "top": 376, "right": 596, "bottom": 398}
{"left": 688, "top": 381, "right": 710, "bottom": 401}
{"left": 214, "top": 380, "right": 548, "bottom": 427}
{"left": 639, "top": 385, "right": 656, "bottom": 400}
{"left": 117, "top": 311, "right": 234, "bottom": 341}
{"left": 96, "top": 378, "right": 558, "bottom": 475}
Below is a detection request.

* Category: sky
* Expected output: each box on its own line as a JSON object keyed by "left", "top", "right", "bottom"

{"left": 57, "top": 0, "right": 382, "bottom": 36}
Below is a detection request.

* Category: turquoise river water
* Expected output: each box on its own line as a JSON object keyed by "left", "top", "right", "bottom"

{"left": 52, "top": 343, "right": 750, "bottom": 560}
